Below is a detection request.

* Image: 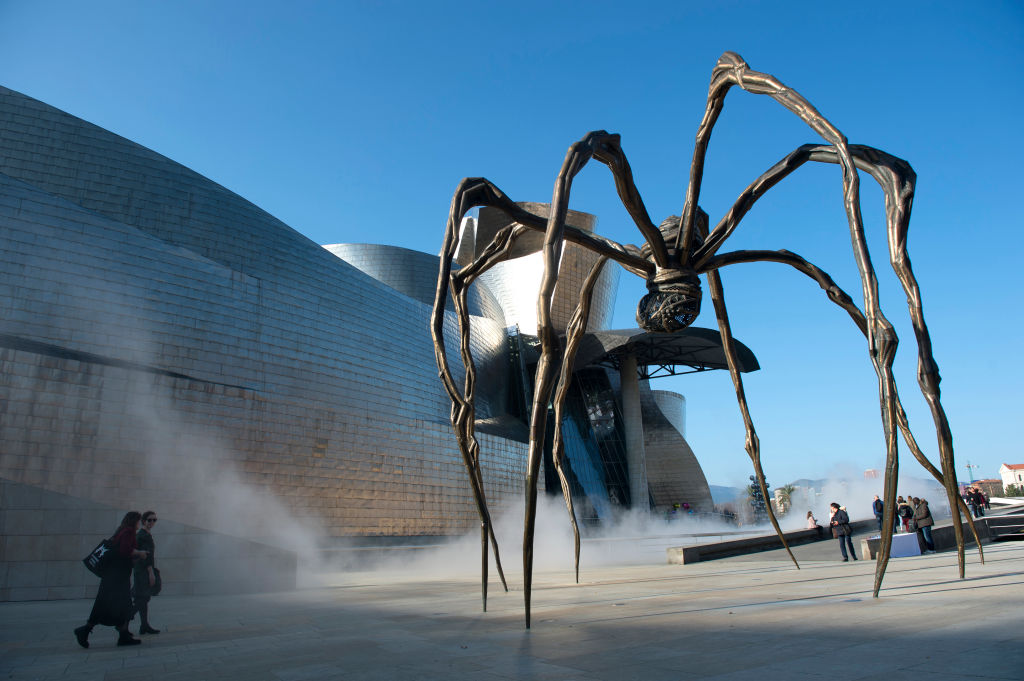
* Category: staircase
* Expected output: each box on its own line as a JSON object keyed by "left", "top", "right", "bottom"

{"left": 986, "top": 513, "right": 1024, "bottom": 542}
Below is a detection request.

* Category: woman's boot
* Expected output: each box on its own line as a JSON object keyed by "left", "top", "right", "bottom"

{"left": 117, "top": 629, "right": 141, "bottom": 646}
{"left": 138, "top": 602, "right": 160, "bottom": 634}
{"left": 73, "top": 624, "right": 92, "bottom": 649}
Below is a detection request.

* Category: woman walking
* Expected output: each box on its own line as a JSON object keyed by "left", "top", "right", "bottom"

{"left": 131, "top": 510, "right": 160, "bottom": 635}
{"left": 829, "top": 502, "right": 857, "bottom": 561}
{"left": 75, "top": 512, "right": 148, "bottom": 648}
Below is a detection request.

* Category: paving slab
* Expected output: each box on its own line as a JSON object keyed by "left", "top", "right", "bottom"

{"left": 1, "top": 541, "right": 1021, "bottom": 680}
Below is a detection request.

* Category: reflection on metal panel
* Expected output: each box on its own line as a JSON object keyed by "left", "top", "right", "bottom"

{"left": 324, "top": 242, "right": 506, "bottom": 325}
{"left": 462, "top": 203, "right": 619, "bottom": 334}
{"left": 640, "top": 382, "right": 713, "bottom": 512}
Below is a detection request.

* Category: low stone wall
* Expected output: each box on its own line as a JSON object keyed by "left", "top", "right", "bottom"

{"left": 666, "top": 519, "right": 876, "bottom": 564}
{"left": 1, "top": 479, "right": 296, "bottom": 601}
{"left": 860, "top": 519, "right": 993, "bottom": 559}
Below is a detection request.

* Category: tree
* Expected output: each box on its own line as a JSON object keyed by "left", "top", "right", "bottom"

{"left": 1005, "top": 484, "right": 1024, "bottom": 497}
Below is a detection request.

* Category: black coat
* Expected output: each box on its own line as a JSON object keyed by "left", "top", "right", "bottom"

{"left": 132, "top": 528, "right": 156, "bottom": 601}
{"left": 831, "top": 509, "right": 852, "bottom": 537}
{"left": 88, "top": 529, "right": 134, "bottom": 626}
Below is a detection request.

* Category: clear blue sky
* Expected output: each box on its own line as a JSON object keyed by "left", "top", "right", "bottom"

{"left": 2, "top": 1, "right": 1021, "bottom": 489}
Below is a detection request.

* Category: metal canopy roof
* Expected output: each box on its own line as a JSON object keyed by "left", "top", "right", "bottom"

{"left": 571, "top": 327, "right": 760, "bottom": 380}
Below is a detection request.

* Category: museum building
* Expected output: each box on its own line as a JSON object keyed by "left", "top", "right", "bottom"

{"left": 0, "top": 86, "right": 755, "bottom": 600}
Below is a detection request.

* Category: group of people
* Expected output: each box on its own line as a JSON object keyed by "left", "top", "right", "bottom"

{"left": 876, "top": 495, "right": 937, "bottom": 553}
{"left": 74, "top": 510, "right": 160, "bottom": 648}
{"left": 807, "top": 494, "right": 937, "bottom": 561}
{"left": 964, "top": 486, "right": 989, "bottom": 518}
{"left": 665, "top": 502, "right": 694, "bottom": 520}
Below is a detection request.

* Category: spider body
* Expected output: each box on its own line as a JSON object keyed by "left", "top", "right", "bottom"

{"left": 636, "top": 215, "right": 705, "bottom": 332}
{"left": 431, "top": 52, "right": 982, "bottom": 628}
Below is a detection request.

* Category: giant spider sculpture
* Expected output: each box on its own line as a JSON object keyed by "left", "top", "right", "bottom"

{"left": 431, "top": 52, "right": 982, "bottom": 628}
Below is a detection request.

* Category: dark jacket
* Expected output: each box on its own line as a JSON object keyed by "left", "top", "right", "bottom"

{"left": 912, "top": 501, "right": 934, "bottom": 528}
{"left": 872, "top": 498, "right": 884, "bottom": 515}
{"left": 133, "top": 528, "right": 156, "bottom": 600}
{"left": 830, "top": 509, "right": 852, "bottom": 537}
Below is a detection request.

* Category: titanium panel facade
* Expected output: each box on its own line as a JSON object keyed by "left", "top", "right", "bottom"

{"left": 0, "top": 86, "right": 719, "bottom": 598}
{"left": 460, "top": 203, "right": 621, "bottom": 335}
{"left": 0, "top": 85, "right": 524, "bottom": 544}
{"left": 641, "top": 385, "right": 713, "bottom": 512}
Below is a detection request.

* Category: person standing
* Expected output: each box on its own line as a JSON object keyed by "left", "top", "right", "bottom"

{"left": 807, "top": 510, "right": 823, "bottom": 538}
{"left": 872, "top": 495, "right": 884, "bottom": 532}
{"left": 897, "top": 496, "right": 913, "bottom": 533}
{"left": 830, "top": 502, "right": 857, "bottom": 561}
{"left": 131, "top": 510, "right": 160, "bottom": 635}
{"left": 973, "top": 487, "right": 987, "bottom": 517}
{"left": 74, "top": 512, "right": 148, "bottom": 648}
{"left": 912, "top": 497, "right": 936, "bottom": 553}
{"left": 967, "top": 487, "right": 982, "bottom": 518}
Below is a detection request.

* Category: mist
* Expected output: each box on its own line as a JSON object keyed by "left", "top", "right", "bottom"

{"left": 307, "top": 468, "right": 956, "bottom": 590}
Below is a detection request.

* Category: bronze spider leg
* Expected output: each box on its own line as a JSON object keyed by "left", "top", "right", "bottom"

{"left": 550, "top": 256, "right": 612, "bottom": 585}
{"left": 433, "top": 179, "right": 593, "bottom": 608}
{"left": 707, "top": 250, "right": 983, "bottom": 587}
{"left": 523, "top": 130, "right": 675, "bottom": 628}
{"left": 456, "top": 230, "right": 607, "bottom": 598}
{"left": 706, "top": 268, "right": 799, "bottom": 568}
{"left": 432, "top": 182, "right": 529, "bottom": 608}
{"left": 679, "top": 52, "right": 905, "bottom": 588}
{"left": 432, "top": 176, "right": 655, "bottom": 617}
{"left": 697, "top": 142, "right": 970, "bottom": 583}
{"left": 706, "top": 247, "right": 984, "bottom": 565}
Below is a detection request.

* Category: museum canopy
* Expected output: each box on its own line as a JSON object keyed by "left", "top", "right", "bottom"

{"left": 572, "top": 327, "right": 760, "bottom": 379}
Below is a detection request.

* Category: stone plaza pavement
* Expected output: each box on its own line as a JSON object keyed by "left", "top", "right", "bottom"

{"left": 1, "top": 540, "right": 1022, "bottom": 681}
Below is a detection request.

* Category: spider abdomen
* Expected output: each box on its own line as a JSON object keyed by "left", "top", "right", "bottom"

{"left": 636, "top": 273, "right": 702, "bottom": 332}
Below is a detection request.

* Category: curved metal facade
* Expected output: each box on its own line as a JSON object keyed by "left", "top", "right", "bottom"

{"left": 0, "top": 84, "right": 720, "bottom": 580}
{"left": 323, "top": 242, "right": 507, "bottom": 325}
{"left": 0, "top": 85, "right": 524, "bottom": 544}
{"left": 641, "top": 385, "right": 713, "bottom": 512}
{"left": 461, "top": 203, "right": 621, "bottom": 335}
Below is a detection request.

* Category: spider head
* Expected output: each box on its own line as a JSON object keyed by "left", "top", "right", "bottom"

{"left": 635, "top": 213, "right": 705, "bottom": 333}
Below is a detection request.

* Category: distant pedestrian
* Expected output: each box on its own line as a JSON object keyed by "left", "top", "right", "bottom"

{"left": 975, "top": 487, "right": 987, "bottom": 516}
{"left": 897, "top": 496, "right": 913, "bottom": 533}
{"left": 807, "top": 510, "right": 823, "bottom": 538}
{"left": 130, "top": 510, "right": 160, "bottom": 635}
{"left": 830, "top": 502, "right": 857, "bottom": 561}
{"left": 969, "top": 487, "right": 985, "bottom": 518}
{"left": 872, "top": 495, "right": 884, "bottom": 531}
{"left": 912, "top": 497, "right": 936, "bottom": 553}
{"left": 74, "top": 512, "right": 149, "bottom": 648}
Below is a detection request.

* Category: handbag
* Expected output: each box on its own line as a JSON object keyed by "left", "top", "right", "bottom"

{"left": 82, "top": 538, "right": 114, "bottom": 577}
{"left": 151, "top": 567, "right": 162, "bottom": 596}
